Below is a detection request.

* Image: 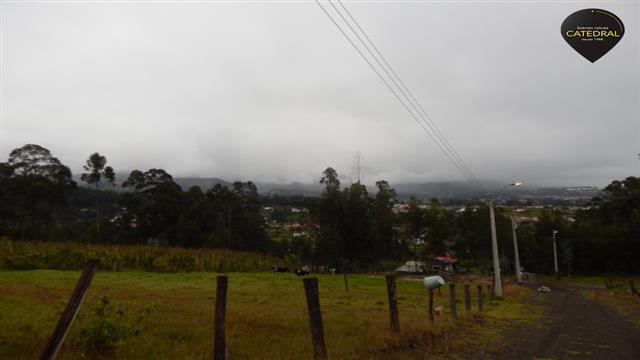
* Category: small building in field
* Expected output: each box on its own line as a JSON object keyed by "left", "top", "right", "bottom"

{"left": 395, "top": 253, "right": 460, "bottom": 274}
{"left": 395, "top": 260, "right": 427, "bottom": 274}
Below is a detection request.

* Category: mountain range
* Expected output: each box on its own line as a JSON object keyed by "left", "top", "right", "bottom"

{"left": 73, "top": 173, "right": 600, "bottom": 200}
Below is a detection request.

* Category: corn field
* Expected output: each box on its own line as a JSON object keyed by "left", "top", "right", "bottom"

{"left": 0, "top": 238, "right": 281, "bottom": 273}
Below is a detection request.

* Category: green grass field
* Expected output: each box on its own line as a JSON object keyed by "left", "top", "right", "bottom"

{"left": 0, "top": 270, "right": 540, "bottom": 359}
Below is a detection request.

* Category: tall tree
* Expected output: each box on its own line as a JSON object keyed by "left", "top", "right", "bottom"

{"left": 81, "top": 153, "right": 115, "bottom": 190}
{"left": 342, "top": 182, "right": 375, "bottom": 265}
{"left": 373, "top": 180, "right": 398, "bottom": 261}
{"left": 423, "top": 198, "right": 449, "bottom": 256}
{"left": 314, "top": 167, "right": 345, "bottom": 266}
{"left": 404, "top": 196, "right": 426, "bottom": 263}
{"left": 80, "top": 152, "right": 116, "bottom": 239}
{"left": 120, "top": 169, "right": 182, "bottom": 244}
{"left": 3, "top": 144, "right": 75, "bottom": 238}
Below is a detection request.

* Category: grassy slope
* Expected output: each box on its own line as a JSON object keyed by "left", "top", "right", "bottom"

{"left": 0, "top": 271, "right": 541, "bottom": 359}
{"left": 555, "top": 276, "right": 640, "bottom": 328}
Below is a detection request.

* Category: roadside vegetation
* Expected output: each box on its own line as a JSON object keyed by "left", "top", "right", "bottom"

{"left": 561, "top": 276, "right": 640, "bottom": 328}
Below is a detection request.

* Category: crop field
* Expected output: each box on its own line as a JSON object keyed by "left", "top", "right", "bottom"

{"left": 0, "top": 239, "right": 280, "bottom": 273}
{"left": 0, "top": 270, "right": 539, "bottom": 359}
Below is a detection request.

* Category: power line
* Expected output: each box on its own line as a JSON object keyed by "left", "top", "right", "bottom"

{"left": 330, "top": 0, "right": 484, "bottom": 192}
{"left": 328, "top": 0, "right": 482, "bottom": 191}
{"left": 335, "top": 0, "right": 485, "bottom": 192}
{"left": 314, "top": 0, "right": 484, "bottom": 193}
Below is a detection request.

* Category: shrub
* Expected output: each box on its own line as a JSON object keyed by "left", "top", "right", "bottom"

{"left": 79, "top": 296, "right": 149, "bottom": 356}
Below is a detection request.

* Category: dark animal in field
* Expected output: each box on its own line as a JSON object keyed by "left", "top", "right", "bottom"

{"left": 295, "top": 269, "right": 310, "bottom": 276}
{"left": 272, "top": 266, "right": 289, "bottom": 273}
{"left": 329, "top": 267, "right": 337, "bottom": 275}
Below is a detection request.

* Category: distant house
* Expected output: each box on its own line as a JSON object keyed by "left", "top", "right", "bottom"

{"left": 395, "top": 261, "right": 427, "bottom": 274}
{"left": 513, "top": 216, "right": 539, "bottom": 223}
{"left": 283, "top": 223, "right": 303, "bottom": 232}
{"left": 392, "top": 204, "right": 409, "bottom": 214}
{"left": 426, "top": 253, "right": 459, "bottom": 272}
{"left": 395, "top": 253, "right": 460, "bottom": 274}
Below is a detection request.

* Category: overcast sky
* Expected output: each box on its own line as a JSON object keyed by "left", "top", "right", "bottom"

{"left": 1, "top": 1, "right": 638, "bottom": 187}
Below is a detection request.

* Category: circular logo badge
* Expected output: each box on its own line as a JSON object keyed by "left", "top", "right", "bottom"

{"left": 561, "top": 9, "right": 625, "bottom": 63}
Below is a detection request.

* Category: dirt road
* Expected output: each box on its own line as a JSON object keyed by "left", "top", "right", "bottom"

{"left": 496, "top": 283, "right": 640, "bottom": 360}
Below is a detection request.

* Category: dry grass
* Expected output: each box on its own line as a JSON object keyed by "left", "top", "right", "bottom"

{"left": 0, "top": 270, "right": 541, "bottom": 359}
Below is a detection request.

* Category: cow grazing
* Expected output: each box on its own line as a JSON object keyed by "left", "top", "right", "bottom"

{"left": 272, "top": 266, "right": 289, "bottom": 273}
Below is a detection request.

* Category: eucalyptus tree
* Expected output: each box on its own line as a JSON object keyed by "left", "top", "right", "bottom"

{"left": 2, "top": 144, "right": 75, "bottom": 238}
{"left": 373, "top": 180, "right": 399, "bottom": 261}
{"left": 120, "top": 168, "right": 182, "bottom": 244}
{"left": 81, "top": 152, "right": 116, "bottom": 238}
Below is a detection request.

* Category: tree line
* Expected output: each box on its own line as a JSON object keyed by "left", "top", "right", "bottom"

{"left": 0, "top": 144, "right": 638, "bottom": 274}
{"left": 0, "top": 144, "right": 269, "bottom": 252}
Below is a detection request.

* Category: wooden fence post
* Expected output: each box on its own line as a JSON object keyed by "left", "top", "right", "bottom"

{"left": 464, "top": 284, "right": 471, "bottom": 313}
{"left": 630, "top": 281, "right": 640, "bottom": 297}
{"left": 385, "top": 275, "right": 400, "bottom": 333}
{"left": 477, "top": 285, "right": 483, "bottom": 312}
{"left": 303, "top": 278, "right": 327, "bottom": 360}
{"left": 449, "top": 284, "right": 457, "bottom": 320}
{"left": 343, "top": 272, "right": 349, "bottom": 292}
{"left": 214, "top": 275, "right": 228, "bottom": 360}
{"left": 40, "top": 260, "right": 99, "bottom": 360}
{"left": 428, "top": 289, "right": 434, "bottom": 323}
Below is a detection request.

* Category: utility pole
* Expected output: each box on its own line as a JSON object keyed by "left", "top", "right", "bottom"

{"left": 489, "top": 202, "right": 503, "bottom": 297}
{"left": 353, "top": 151, "right": 360, "bottom": 183}
{"left": 552, "top": 230, "right": 559, "bottom": 278}
{"left": 488, "top": 181, "right": 522, "bottom": 298}
{"left": 511, "top": 217, "right": 522, "bottom": 284}
{"left": 228, "top": 206, "right": 232, "bottom": 249}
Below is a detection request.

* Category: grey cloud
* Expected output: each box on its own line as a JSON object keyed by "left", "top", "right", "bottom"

{"left": 2, "top": 2, "right": 638, "bottom": 188}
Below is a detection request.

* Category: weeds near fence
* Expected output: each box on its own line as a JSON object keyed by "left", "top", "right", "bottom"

{"left": 78, "top": 296, "right": 150, "bottom": 356}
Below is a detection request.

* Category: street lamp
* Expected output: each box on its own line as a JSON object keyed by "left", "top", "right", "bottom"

{"left": 489, "top": 181, "right": 523, "bottom": 297}
{"left": 552, "top": 230, "right": 559, "bottom": 278}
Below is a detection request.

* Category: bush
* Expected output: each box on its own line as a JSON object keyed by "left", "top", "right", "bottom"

{"left": 80, "top": 296, "right": 149, "bottom": 356}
